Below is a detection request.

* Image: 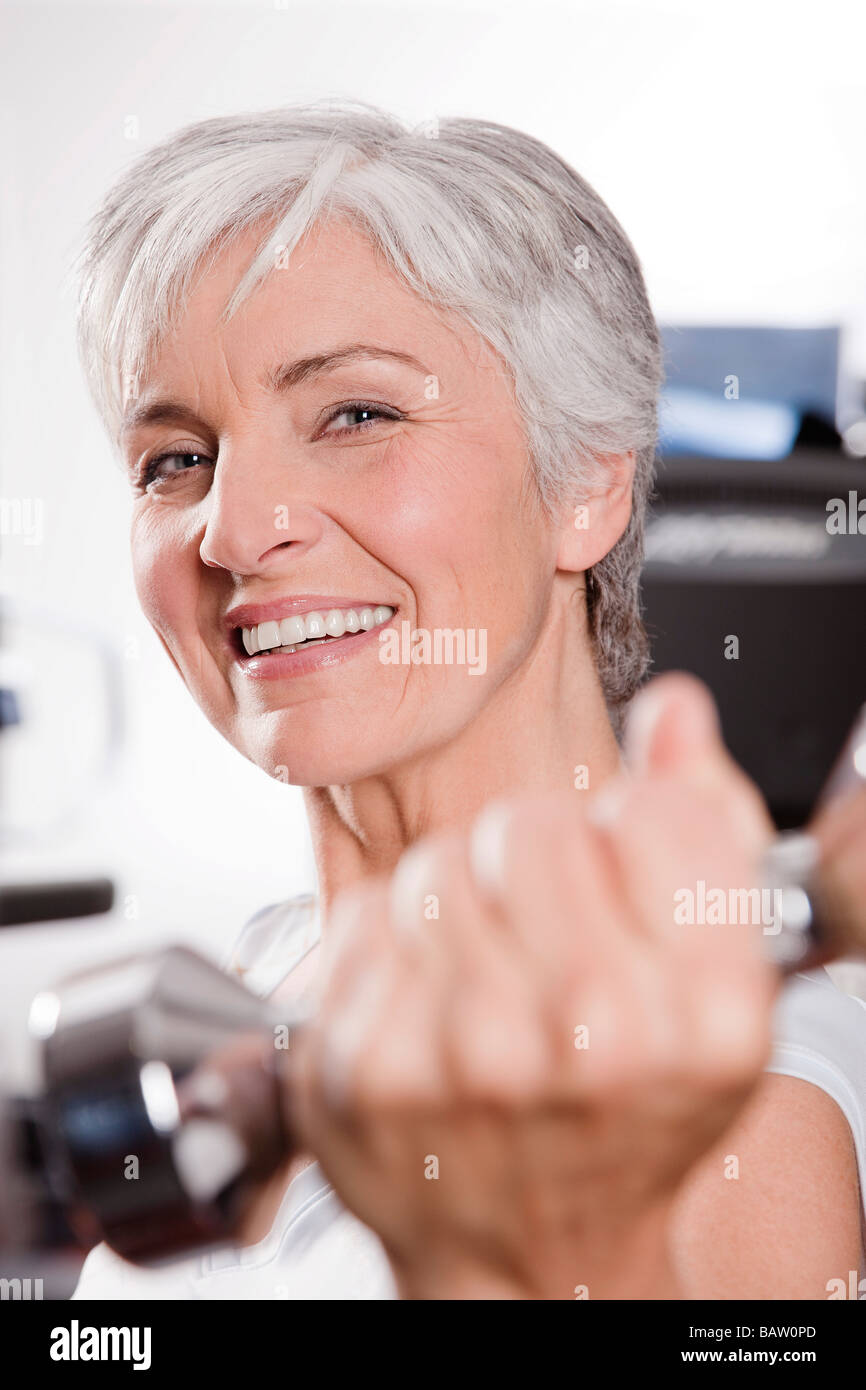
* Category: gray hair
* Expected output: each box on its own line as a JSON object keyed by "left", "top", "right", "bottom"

{"left": 77, "top": 100, "right": 663, "bottom": 731}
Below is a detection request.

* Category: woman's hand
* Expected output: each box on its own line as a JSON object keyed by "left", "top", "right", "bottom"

{"left": 285, "top": 674, "right": 780, "bottom": 1299}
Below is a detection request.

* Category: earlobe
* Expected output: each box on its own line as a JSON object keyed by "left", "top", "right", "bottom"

{"left": 555, "top": 450, "right": 636, "bottom": 573}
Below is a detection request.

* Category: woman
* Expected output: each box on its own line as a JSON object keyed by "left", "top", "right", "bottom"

{"left": 72, "top": 101, "right": 866, "bottom": 1300}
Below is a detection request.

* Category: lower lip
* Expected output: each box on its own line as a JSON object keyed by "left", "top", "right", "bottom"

{"left": 233, "top": 615, "right": 397, "bottom": 681}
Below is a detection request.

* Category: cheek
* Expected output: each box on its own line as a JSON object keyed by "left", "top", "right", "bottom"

{"left": 376, "top": 442, "right": 542, "bottom": 625}
{"left": 130, "top": 509, "right": 197, "bottom": 642}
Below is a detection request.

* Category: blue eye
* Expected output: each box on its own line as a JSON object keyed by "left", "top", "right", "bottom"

{"left": 142, "top": 451, "right": 213, "bottom": 488}
{"left": 322, "top": 402, "right": 403, "bottom": 436}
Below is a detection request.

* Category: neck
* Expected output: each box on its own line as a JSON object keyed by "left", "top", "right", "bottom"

{"left": 303, "top": 592, "right": 622, "bottom": 919}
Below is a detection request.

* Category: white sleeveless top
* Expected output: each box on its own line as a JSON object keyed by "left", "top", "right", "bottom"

{"left": 72, "top": 895, "right": 866, "bottom": 1300}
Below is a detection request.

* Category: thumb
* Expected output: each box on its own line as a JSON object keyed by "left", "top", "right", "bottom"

{"left": 624, "top": 672, "right": 774, "bottom": 848}
{"left": 624, "top": 672, "right": 723, "bottom": 780}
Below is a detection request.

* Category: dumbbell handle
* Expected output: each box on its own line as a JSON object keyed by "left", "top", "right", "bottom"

{"left": 762, "top": 703, "right": 866, "bottom": 972}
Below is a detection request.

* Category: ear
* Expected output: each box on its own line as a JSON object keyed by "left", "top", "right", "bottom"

{"left": 555, "top": 450, "right": 636, "bottom": 573}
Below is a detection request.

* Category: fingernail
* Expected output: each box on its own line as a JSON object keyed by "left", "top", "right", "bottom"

{"left": 469, "top": 799, "right": 513, "bottom": 899}
{"left": 585, "top": 775, "right": 630, "bottom": 827}
{"left": 389, "top": 843, "right": 438, "bottom": 936}
{"left": 624, "top": 685, "right": 667, "bottom": 773}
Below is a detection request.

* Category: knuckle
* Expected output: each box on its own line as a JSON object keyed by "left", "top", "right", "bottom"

{"left": 566, "top": 965, "right": 694, "bottom": 1096}
{"left": 686, "top": 975, "right": 772, "bottom": 1086}
{"left": 328, "top": 876, "right": 390, "bottom": 943}
{"left": 566, "top": 983, "right": 643, "bottom": 1097}
{"left": 474, "top": 791, "right": 582, "bottom": 898}
{"left": 449, "top": 1004, "right": 551, "bottom": 1107}
{"left": 391, "top": 832, "right": 468, "bottom": 927}
{"left": 348, "top": 1051, "right": 431, "bottom": 1118}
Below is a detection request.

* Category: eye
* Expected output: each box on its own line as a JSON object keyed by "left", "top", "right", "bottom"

{"left": 141, "top": 448, "right": 215, "bottom": 489}
{"left": 319, "top": 401, "right": 404, "bottom": 437}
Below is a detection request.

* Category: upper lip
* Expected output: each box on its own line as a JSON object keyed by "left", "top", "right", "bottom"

{"left": 223, "top": 595, "right": 397, "bottom": 635}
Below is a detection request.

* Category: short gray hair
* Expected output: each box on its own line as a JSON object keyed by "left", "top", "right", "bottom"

{"left": 77, "top": 99, "right": 663, "bottom": 730}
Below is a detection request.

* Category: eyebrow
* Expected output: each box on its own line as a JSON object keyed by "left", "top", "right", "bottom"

{"left": 121, "top": 400, "right": 210, "bottom": 436}
{"left": 121, "top": 344, "right": 431, "bottom": 437}
{"left": 265, "top": 343, "right": 431, "bottom": 392}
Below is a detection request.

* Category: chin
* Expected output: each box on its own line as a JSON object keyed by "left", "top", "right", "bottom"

{"left": 231, "top": 718, "right": 410, "bottom": 788}
{"left": 272, "top": 749, "right": 407, "bottom": 787}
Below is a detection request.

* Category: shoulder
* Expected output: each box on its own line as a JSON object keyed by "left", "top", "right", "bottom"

{"left": 671, "top": 969, "right": 866, "bottom": 1298}
{"left": 767, "top": 965, "right": 866, "bottom": 1168}
{"left": 72, "top": 1241, "right": 200, "bottom": 1301}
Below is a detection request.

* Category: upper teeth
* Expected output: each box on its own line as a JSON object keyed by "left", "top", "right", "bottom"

{"left": 241, "top": 606, "right": 395, "bottom": 656}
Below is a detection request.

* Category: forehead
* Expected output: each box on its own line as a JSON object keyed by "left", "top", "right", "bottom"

{"left": 148, "top": 218, "right": 469, "bottom": 382}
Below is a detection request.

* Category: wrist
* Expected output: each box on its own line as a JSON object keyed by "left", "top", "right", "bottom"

{"left": 389, "top": 1252, "right": 534, "bottom": 1301}
{"left": 571, "top": 1206, "right": 682, "bottom": 1299}
{"left": 389, "top": 1206, "right": 681, "bottom": 1301}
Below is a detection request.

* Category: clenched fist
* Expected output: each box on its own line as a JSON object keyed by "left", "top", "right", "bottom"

{"left": 284, "top": 674, "right": 781, "bottom": 1299}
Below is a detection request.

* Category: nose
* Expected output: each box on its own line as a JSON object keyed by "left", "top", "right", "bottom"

{"left": 198, "top": 440, "right": 325, "bottom": 576}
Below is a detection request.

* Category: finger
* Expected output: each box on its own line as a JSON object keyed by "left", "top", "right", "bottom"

{"left": 468, "top": 791, "right": 637, "bottom": 969}
{"left": 809, "top": 783, "right": 866, "bottom": 859}
{"left": 592, "top": 777, "right": 777, "bottom": 1100}
{"left": 599, "top": 774, "right": 771, "bottom": 966}
{"left": 809, "top": 790, "right": 866, "bottom": 954}
{"left": 312, "top": 877, "right": 392, "bottom": 1006}
{"left": 625, "top": 672, "right": 722, "bottom": 778}
{"left": 388, "top": 829, "right": 515, "bottom": 999}
{"left": 467, "top": 792, "right": 678, "bottom": 1085}
{"left": 291, "top": 876, "right": 448, "bottom": 1150}
{"left": 625, "top": 673, "right": 773, "bottom": 854}
{"left": 390, "top": 830, "right": 555, "bottom": 1101}
{"left": 388, "top": 831, "right": 486, "bottom": 950}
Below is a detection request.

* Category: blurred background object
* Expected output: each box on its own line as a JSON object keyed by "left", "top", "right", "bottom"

{"left": 644, "top": 325, "right": 866, "bottom": 830}
{"left": 0, "top": 596, "right": 123, "bottom": 855}
{"left": 0, "top": 599, "right": 125, "bottom": 1293}
{"left": 658, "top": 325, "right": 851, "bottom": 460}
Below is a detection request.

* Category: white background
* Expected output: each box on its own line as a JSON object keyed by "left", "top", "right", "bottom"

{"left": 1, "top": 0, "right": 865, "bottom": 1084}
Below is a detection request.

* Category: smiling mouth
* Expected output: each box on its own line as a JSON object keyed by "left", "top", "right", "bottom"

{"left": 236, "top": 605, "right": 396, "bottom": 658}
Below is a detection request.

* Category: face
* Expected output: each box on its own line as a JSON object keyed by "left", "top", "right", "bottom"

{"left": 122, "top": 219, "right": 565, "bottom": 786}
